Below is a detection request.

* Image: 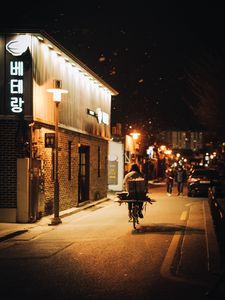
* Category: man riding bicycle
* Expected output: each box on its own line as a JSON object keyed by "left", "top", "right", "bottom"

{"left": 123, "top": 163, "right": 148, "bottom": 220}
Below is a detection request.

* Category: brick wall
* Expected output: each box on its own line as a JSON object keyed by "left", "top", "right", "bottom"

{"left": 89, "top": 140, "right": 108, "bottom": 199}
{"left": 0, "top": 119, "right": 27, "bottom": 208}
{"left": 33, "top": 126, "right": 108, "bottom": 216}
{"left": 0, "top": 120, "right": 109, "bottom": 217}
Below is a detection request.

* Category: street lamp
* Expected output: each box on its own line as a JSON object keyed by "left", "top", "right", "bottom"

{"left": 130, "top": 132, "right": 140, "bottom": 140}
{"left": 47, "top": 80, "right": 68, "bottom": 225}
{"left": 130, "top": 131, "right": 141, "bottom": 164}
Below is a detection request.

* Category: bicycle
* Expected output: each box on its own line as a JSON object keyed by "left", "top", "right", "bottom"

{"left": 115, "top": 192, "right": 153, "bottom": 229}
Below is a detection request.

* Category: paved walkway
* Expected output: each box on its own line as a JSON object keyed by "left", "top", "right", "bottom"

{"left": 0, "top": 195, "right": 114, "bottom": 242}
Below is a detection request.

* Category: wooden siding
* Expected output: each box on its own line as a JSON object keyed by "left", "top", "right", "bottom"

{"left": 31, "top": 36, "right": 111, "bottom": 139}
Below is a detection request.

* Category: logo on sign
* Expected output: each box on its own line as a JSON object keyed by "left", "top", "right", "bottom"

{"left": 6, "top": 35, "right": 29, "bottom": 56}
{"left": 87, "top": 108, "right": 109, "bottom": 125}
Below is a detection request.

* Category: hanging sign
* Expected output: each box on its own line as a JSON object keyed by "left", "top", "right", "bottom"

{"left": 45, "top": 133, "right": 55, "bottom": 148}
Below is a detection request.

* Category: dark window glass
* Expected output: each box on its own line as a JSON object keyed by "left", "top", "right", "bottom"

{"left": 52, "top": 150, "right": 55, "bottom": 181}
{"left": 98, "top": 146, "right": 100, "bottom": 177}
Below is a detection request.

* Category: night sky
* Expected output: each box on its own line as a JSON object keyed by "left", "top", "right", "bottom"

{"left": 1, "top": 1, "right": 224, "bottom": 141}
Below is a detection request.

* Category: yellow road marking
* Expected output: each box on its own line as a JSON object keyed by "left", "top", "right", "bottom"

{"left": 180, "top": 211, "right": 187, "bottom": 221}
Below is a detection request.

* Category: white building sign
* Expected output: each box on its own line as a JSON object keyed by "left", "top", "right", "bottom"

{"left": 4, "top": 34, "right": 32, "bottom": 115}
{"left": 9, "top": 62, "right": 24, "bottom": 113}
{"left": 87, "top": 107, "right": 109, "bottom": 125}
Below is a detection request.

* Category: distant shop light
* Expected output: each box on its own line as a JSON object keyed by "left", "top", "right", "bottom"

{"left": 130, "top": 132, "right": 140, "bottom": 140}
{"left": 147, "top": 146, "right": 153, "bottom": 158}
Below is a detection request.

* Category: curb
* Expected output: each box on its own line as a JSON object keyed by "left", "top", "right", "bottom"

{"left": 59, "top": 197, "right": 111, "bottom": 219}
{"left": 0, "top": 229, "right": 28, "bottom": 242}
{"left": 0, "top": 197, "right": 112, "bottom": 242}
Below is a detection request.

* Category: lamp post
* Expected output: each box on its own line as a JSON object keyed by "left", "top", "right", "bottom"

{"left": 47, "top": 80, "right": 68, "bottom": 225}
{"left": 130, "top": 131, "right": 140, "bottom": 164}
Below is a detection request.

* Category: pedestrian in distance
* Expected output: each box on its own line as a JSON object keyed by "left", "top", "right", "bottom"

{"left": 142, "top": 157, "right": 150, "bottom": 192}
{"left": 165, "top": 167, "right": 174, "bottom": 196}
{"left": 175, "top": 165, "right": 187, "bottom": 196}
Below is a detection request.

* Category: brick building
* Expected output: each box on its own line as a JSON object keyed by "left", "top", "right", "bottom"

{"left": 0, "top": 31, "right": 118, "bottom": 223}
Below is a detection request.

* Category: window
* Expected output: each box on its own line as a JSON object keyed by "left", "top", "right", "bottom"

{"left": 52, "top": 150, "right": 55, "bottom": 181}
{"left": 98, "top": 146, "right": 100, "bottom": 177}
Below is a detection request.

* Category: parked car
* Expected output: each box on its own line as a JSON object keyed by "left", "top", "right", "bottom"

{"left": 208, "top": 179, "right": 225, "bottom": 259}
{"left": 187, "top": 168, "right": 220, "bottom": 197}
{"left": 189, "top": 164, "right": 205, "bottom": 174}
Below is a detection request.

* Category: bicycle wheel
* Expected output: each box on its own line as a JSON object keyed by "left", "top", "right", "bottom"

{"left": 132, "top": 204, "right": 139, "bottom": 229}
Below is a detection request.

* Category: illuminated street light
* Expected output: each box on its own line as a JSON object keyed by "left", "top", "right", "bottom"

{"left": 130, "top": 132, "right": 140, "bottom": 140}
{"left": 130, "top": 131, "right": 141, "bottom": 164}
{"left": 176, "top": 153, "right": 181, "bottom": 159}
{"left": 47, "top": 80, "right": 68, "bottom": 225}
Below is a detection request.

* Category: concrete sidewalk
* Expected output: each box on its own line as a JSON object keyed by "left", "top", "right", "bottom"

{"left": 0, "top": 195, "right": 114, "bottom": 242}
{"left": 0, "top": 182, "right": 160, "bottom": 241}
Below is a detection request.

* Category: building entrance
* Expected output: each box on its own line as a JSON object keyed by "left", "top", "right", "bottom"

{"left": 78, "top": 146, "right": 90, "bottom": 203}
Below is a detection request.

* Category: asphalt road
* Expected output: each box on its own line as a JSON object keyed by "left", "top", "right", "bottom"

{"left": 0, "top": 185, "right": 224, "bottom": 300}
